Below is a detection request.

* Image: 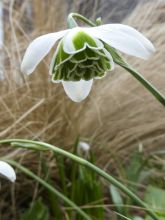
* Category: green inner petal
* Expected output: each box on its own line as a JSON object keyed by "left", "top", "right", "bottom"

{"left": 85, "top": 48, "right": 100, "bottom": 60}
{"left": 67, "top": 61, "right": 77, "bottom": 72}
{"left": 105, "top": 60, "right": 111, "bottom": 69}
{"left": 52, "top": 41, "right": 72, "bottom": 73}
{"left": 71, "top": 51, "right": 87, "bottom": 63}
{"left": 51, "top": 39, "right": 114, "bottom": 81}
{"left": 79, "top": 59, "right": 94, "bottom": 68}
{"left": 56, "top": 42, "right": 70, "bottom": 63}
{"left": 72, "top": 31, "right": 97, "bottom": 50}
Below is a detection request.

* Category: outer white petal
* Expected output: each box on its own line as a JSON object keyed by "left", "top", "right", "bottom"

{"left": 105, "top": 24, "right": 155, "bottom": 53}
{"left": 0, "top": 161, "right": 16, "bottom": 182}
{"left": 62, "top": 79, "right": 93, "bottom": 102}
{"left": 63, "top": 27, "right": 103, "bottom": 54}
{"left": 84, "top": 24, "right": 155, "bottom": 59}
{"left": 21, "top": 30, "right": 69, "bottom": 75}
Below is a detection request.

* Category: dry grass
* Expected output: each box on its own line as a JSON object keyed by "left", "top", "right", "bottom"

{"left": 0, "top": 0, "right": 165, "bottom": 219}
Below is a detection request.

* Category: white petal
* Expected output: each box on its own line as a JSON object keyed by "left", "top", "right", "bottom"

{"left": 62, "top": 79, "right": 93, "bottom": 102}
{"left": 78, "top": 141, "right": 90, "bottom": 152}
{"left": 0, "top": 161, "right": 16, "bottom": 182}
{"left": 63, "top": 27, "right": 103, "bottom": 54}
{"left": 85, "top": 24, "right": 155, "bottom": 59}
{"left": 106, "top": 24, "right": 155, "bottom": 53}
{"left": 21, "top": 30, "right": 69, "bottom": 75}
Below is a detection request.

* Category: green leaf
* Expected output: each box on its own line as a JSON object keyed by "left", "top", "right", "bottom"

{"left": 145, "top": 185, "right": 165, "bottom": 217}
{"left": 11, "top": 142, "right": 48, "bottom": 151}
{"left": 133, "top": 216, "right": 144, "bottom": 220}
{"left": 110, "top": 185, "right": 124, "bottom": 214}
{"left": 20, "top": 199, "right": 49, "bottom": 220}
{"left": 145, "top": 216, "right": 165, "bottom": 220}
{"left": 126, "top": 150, "right": 143, "bottom": 189}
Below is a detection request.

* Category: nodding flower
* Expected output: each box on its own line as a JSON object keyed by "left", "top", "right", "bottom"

{"left": 21, "top": 24, "right": 155, "bottom": 102}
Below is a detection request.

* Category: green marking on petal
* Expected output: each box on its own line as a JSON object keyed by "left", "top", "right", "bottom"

{"left": 95, "top": 49, "right": 107, "bottom": 58}
{"left": 94, "top": 61, "right": 104, "bottom": 72}
{"left": 52, "top": 69, "right": 61, "bottom": 81}
{"left": 85, "top": 48, "right": 100, "bottom": 60}
{"left": 80, "top": 59, "right": 94, "bottom": 68}
{"left": 51, "top": 36, "right": 114, "bottom": 82}
{"left": 52, "top": 41, "right": 72, "bottom": 73}
{"left": 83, "top": 71, "right": 93, "bottom": 80}
{"left": 105, "top": 61, "right": 111, "bottom": 70}
{"left": 67, "top": 61, "right": 77, "bottom": 72}
{"left": 99, "top": 58, "right": 108, "bottom": 71}
{"left": 72, "top": 31, "right": 97, "bottom": 50}
{"left": 71, "top": 51, "right": 87, "bottom": 63}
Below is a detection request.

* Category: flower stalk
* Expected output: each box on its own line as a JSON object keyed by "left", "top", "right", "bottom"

{"left": 0, "top": 139, "right": 159, "bottom": 220}
{"left": 120, "top": 62, "right": 165, "bottom": 106}
{"left": 67, "top": 13, "right": 96, "bottom": 28}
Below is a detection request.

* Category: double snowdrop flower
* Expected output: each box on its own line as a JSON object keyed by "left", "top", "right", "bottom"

{"left": 0, "top": 161, "right": 16, "bottom": 183}
{"left": 21, "top": 24, "right": 155, "bottom": 102}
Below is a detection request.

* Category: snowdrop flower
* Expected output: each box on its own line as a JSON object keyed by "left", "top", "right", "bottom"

{"left": 0, "top": 161, "right": 16, "bottom": 182}
{"left": 78, "top": 141, "right": 90, "bottom": 152}
{"left": 21, "top": 24, "right": 155, "bottom": 102}
{"left": 77, "top": 141, "right": 90, "bottom": 158}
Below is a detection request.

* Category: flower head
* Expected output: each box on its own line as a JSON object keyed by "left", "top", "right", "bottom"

{"left": 0, "top": 161, "right": 16, "bottom": 182}
{"left": 77, "top": 141, "right": 90, "bottom": 158}
{"left": 21, "top": 24, "right": 155, "bottom": 102}
{"left": 78, "top": 141, "right": 90, "bottom": 152}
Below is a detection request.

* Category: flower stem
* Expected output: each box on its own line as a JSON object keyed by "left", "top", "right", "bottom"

{"left": 120, "top": 62, "right": 165, "bottom": 106}
{"left": 67, "top": 13, "right": 96, "bottom": 28}
{"left": 0, "top": 139, "right": 159, "bottom": 220}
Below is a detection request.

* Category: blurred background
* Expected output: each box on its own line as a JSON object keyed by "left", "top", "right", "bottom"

{"left": 0, "top": 0, "right": 165, "bottom": 219}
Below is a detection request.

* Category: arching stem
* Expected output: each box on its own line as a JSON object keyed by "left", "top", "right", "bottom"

{"left": 67, "top": 13, "right": 96, "bottom": 28}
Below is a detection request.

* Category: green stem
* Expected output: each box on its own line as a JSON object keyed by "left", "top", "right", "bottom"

{"left": 121, "top": 62, "right": 165, "bottom": 106}
{"left": 67, "top": 13, "right": 96, "bottom": 28}
{"left": 2, "top": 159, "right": 91, "bottom": 220}
{"left": 0, "top": 139, "right": 159, "bottom": 220}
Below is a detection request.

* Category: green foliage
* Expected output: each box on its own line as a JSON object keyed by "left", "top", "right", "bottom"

{"left": 18, "top": 139, "right": 105, "bottom": 220}
{"left": 20, "top": 199, "right": 49, "bottom": 220}
{"left": 110, "top": 185, "right": 124, "bottom": 214}
{"left": 2, "top": 139, "right": 161, "bottom": 220}
{"left": 144, "top": 185, "right": 165, "bottom": 219}
{"left": 109, "top": 149, "right": 165, "bottom": 220}
{"left": 51, "top": 139, "right": 105, "bottom": 219}
{"left": 133, "top": 216, "right": 144, "bottom": 220}
{"left": 126, "top": 150, "right": 143, "bottom": 184}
